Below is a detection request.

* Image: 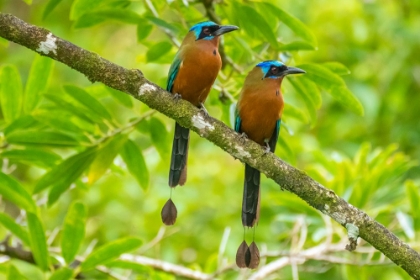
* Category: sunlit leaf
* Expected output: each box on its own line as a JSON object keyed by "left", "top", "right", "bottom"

{"left": 120, "top": 139, "right": 149, "bottom": 190}
{"left": 64, "top": 85, "right": 113, "bottom": 122}
{"left": 6, "top": 131, "right": 79, "bottom": 147}
{"left": 0, "top": 65, "right": 23, "bottom": 123}
{"left": 49, "top": 267, "right": 73, "bottom": 280}
{"left": 260, "top": 3, "right": 317, "bottom": 47}
{"left": 146, "top": 42, "right": 173, "bottom": 62}
{"left": 396, "top": 211, "right": 415, "bottom": 240}
{"left": 44, "top": 93, "right": 96, "bottom": 124}
{"left": 27, "top": 212, "right": 50, "bottom": 271}
{"left": 42, "top": 0, "right": 65, "bottom": 19}
{"left": 0, "top": 173, "right": 36, "bottom": 213}
{"left": 405, "top": 181, "right": 420, "bottom": 220}
{"left": 74, "top": 8, "right": 142, "bottom": 28}
{"left": 46, "top": 148, "right": 98, "bottom": 206}
{"left": 323, "top": 62, "right": 351, "bottom": 76}
{"left": 0, "top": 148, "right": 60, "bottom": 169}
{"left": 7, "top": 265, "right": 27, "bottom": 280}
{"left": 283, "top": 103, "right": 307, "bottom": 123}
{"left": 34, "top": 147, "right": 97, "bottom": 194}
{"left": 236, "top": 4, "right": 279, "bottom": 49}
{"left": 278, "top": 41, "right": 316, "bottom": 51}
{"left": 61, "top": 202, "right": 87, "bottom": 264}
{"left": 330, "top": 86, "right": 364, "bottom": 116}
{"left": 137, "top": 22, "right": 153, "bottom": 42}
{"left": 145, "top": 16, "right": 179, "bottom": 34}
{"left": 81, "top": 237, "right": 142, "bottom": 271}
{"left": 0, "top": 212, "right": 30, "bottom": 246}
{"left": 70, "top": 0, "right": 116, "bottom": 20}
{"left": 88, "top": 134, "right": 128, "bottom": 184}
{"left": 24, "top": 55, "right": 54, "bottom": 113}
{"left": 297, "top": 76, "right": 322, "bottom": 109}
{"left": 3, "top": 115, "right": 38, "bottom": 136}
{"left": 288, "top": 77, "right": 317, "bottom": 126}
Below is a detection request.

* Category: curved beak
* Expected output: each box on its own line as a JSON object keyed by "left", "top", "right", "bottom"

{"left": 282, "top": 66, "right": 306, "bottom": 76}
{"left": 213, "top": 25, "right": 239, "bottom": 36}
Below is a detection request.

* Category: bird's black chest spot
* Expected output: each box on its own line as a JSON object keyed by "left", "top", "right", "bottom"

{"left": 213, "top": 49, "right": 217, "bottom": 56}
{"left": 276, "top": 89, "right": 280, "bottom": 96}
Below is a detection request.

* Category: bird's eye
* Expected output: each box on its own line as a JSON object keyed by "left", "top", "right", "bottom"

{"left": 203, "top": 28, "right": 211, "bottom": 35}
{"left": 271, "top": 66, "right": 278, "bottom": 74}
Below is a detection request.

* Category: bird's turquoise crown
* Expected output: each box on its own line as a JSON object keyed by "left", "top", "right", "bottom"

{"left": 257, "top": 60, "right": 286, "bottom": 79}
{"left": 189, "top": 21, "right": 218, "bottom": 40}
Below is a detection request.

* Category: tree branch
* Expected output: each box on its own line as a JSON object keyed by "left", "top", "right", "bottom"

{"left": 1, "top": 13, "right": 419, "bottom": 279}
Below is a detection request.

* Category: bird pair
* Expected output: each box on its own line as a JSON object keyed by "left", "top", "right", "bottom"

{"left": 160, "top": 21, "right": 305, "bottom": 269}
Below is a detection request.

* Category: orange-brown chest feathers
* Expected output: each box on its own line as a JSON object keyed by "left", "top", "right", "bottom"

{"left": 237, "top": 68, "right": 284, "bottom": 145}
{"left": 172, "top": 33, "right": 222, "bottom": 106}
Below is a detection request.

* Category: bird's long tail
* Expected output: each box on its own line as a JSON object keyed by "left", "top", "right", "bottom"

{"left": 242, "top": 164, "right": 261, "bottom": 227}
{"left": 169, "top": 122, "right": 190, "bottom": 187}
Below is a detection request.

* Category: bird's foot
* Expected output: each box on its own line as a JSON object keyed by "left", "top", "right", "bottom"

{"left": 199, "top": 103, "right": 209, "bottom": 117}
{"left": 239, "top": 132, "right": 248, "bottom": 144}
{"left": 173, "top": 93, "right": 182, "bottom": 101}
{"left": 263, "top": 142, "right": 271, "bottom": 154}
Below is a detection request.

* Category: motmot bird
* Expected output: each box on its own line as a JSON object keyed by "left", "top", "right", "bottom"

{"left": 167, "top": 21, "right": 238, "bottom": 188}
{"left": 235, "top": 60, "right": 305, "bottom": 228}
{"left": 161, "top": 21, "right": 238, "bottom": 226}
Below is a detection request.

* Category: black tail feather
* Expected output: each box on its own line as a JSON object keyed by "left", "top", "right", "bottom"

{"left": 242, "top": 164, "right": 260, "bottom": 227}
{"left": 169, "top": 122, "right": 189, "bottom": 187}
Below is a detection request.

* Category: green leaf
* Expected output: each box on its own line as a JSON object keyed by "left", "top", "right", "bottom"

{"left": 322, "top": 62, "right": 351, "bottom": 76}
{"left": 74, "top": 9, "right": 142, "bottom": 28}
{"left": 24, "top": 55, "right": 54, "bottom": 113}
{"left": 0, "top": 212, "right": 30, "bottom": 246}
{"left": 27, "top": 212, "right": 50, "bottom": 271}
{"left": 146, "top": 42, "right": 173, "bottom": 62}
{"left": 0, "top": 173, "right": 36, "bottom": 213}
{"left": 0, "top": 65, "right": 23, "bottom": 123}
{"left": 64, "top": 85, "right": 113, "bottom": 122}
{"left": 34, "top": 147, "right": 97, "bottom": 194}
{"left": 278, "top": 41, "right": 316, "bottom": 51}
{"left": 396, "top": 211, "right": 415, "bottom": 240}
{"left": 88, "top": 134, "right": 128, "bottom": 184}
{"left": 81, "top": 237, "right": 142, "bottom": 271}
{"left": 8, "top": 265, "right": 27, "bottom": 280}
{"left": 137, "top": 22, "right": 153, "bottom": 42}
{"left": 149, "top": 118, "right": 169, "bottom": 159}
{"left": 45, "top": 148, "right": 98, "bottom": 206}
{"left": 61, "top": 202, "right": 87, "bottom": 264}
{"left": 6, "top": 131, "right": 79, "bottom": 147}
{"left": 3, "top": 115, "right": 38, "bottom": 135}
{"left": 405, "top": 181, "right": 420, "bottom": 219}
{"left": 70, "top": 0, "right": 110, "bottom": 20}
{"left": 238, "top": 5, "right": 279, "bottom": 49}
{"left": 43, "top": 93, "right": 96, "bottom": 124}
{"left": 145, "top": 16, "right": 179, "bottom": 34}
{"left": 297, "top": 76, "right": 322, "bottom": 109}
{"left": 297, "top": 63, "right": 345, "bottom": 88}
{"left": 288, "top": 78, "right": 317, "bottom": 126}
{"left": 120, "top": 139, "right": 149, "bottom": 190}
{"left": 261, "top": 3, "right": 317, "bottom": 47}
{"left": 43, "top": 0, "right": 65, "bottom": 19}
{"left": 22, "top": 0, "right": 32, "bottom": 4}
{"left": 107, "top": 87, "right": 133, "bottom": 108}
{"left": 0, "top": 148, "right": 60, "bottom": 169}
{"left": 283, "top": 103, "right": 307, "bottom": 123}
{"left": 49, "top": 267, "right": 73, "bottom": 280}
{"left": 330, "top": 86, "right": 364, "bottom": 116}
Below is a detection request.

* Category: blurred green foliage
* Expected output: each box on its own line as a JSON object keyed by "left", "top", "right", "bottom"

{"left": 0, "top": 0, "right": 420, "bottom": 279}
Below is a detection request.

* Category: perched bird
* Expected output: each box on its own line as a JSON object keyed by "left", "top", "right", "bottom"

{"left": 161, "top": 21, "right": 238, "bottom": 226}
{"left": 234, "top": 60, "right": 305, "bottom": 268}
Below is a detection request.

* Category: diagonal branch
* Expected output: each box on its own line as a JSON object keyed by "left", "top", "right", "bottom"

{"left": 0, "top": 13, "right": 419, "bottom": 279}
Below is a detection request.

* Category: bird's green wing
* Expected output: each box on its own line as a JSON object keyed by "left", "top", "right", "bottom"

{"left": 167, "top": 53, "right": 182, "bottom": 92}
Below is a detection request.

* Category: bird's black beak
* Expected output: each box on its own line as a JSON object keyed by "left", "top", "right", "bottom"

{"left": 213, "top": 25, "right": 239, "bottom": 36}
{"left": 282, "top": 66, "right": 306, "bottom": 76}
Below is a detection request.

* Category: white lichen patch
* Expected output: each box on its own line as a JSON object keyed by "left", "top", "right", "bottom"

{"left": 346, "top": 223, "right": 359, "bottom": 239}
{"left": 232, "top": 145, "right": 251, "bottom": 159}
{"left": 36, "top": 33, "right": 57, "bottom": 55}
{"left": 191, "top": 114, "right": 214, "bottom": 131}
{"left": 138, "top": 83, "right": 157, "bottom": 96}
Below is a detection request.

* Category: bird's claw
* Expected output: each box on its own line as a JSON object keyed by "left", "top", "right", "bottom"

{"left": 173, "top": 93, "right": 182, "bottom": 101}
{"left": 263, "top": 142, "right": 271, "bottom": 154}
{"left": 199, "top": 103, "right": 209, "bottom": 117}
{"left": 239, "top": 132, "right": 248, "bottom": 144}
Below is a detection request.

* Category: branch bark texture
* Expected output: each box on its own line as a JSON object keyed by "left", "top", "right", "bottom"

{"left": 0, "top": 13, "right": 419, "bottom": 279}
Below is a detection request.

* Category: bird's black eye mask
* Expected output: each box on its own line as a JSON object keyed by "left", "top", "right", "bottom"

{"left": 197, "top": 25, "right": 220, "bottom": 40}
{"left": 265, "top": 65, "right": 288, "bottom": 78}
